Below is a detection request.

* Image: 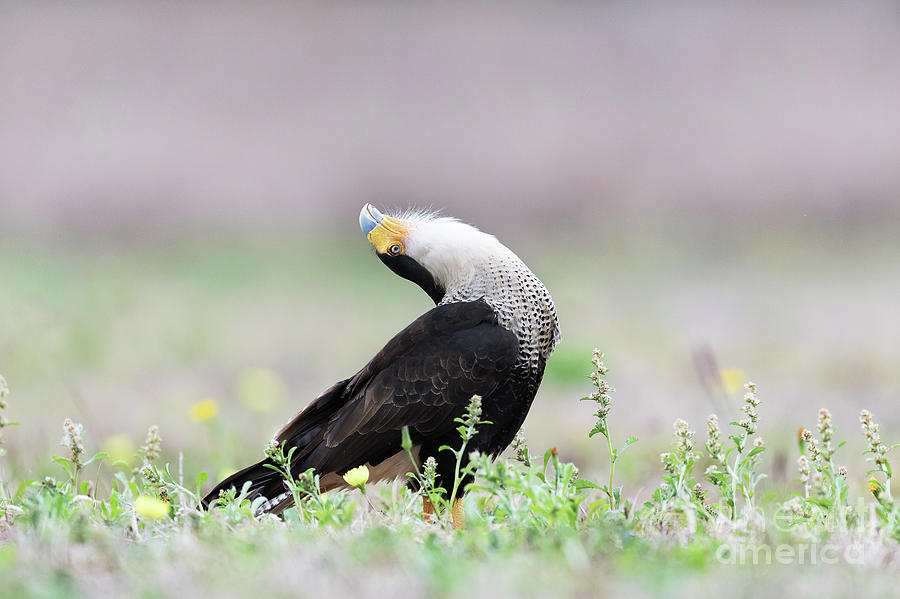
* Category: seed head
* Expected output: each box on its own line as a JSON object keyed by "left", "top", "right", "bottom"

{"left": 705, "top": 414, "right": 723, "bottom": 461}
{"left": 859, "top": 409, "right": 891, "bottom": 472}
{"left": 660, "top": 452, "right": 675, "bottom": 474}
{"left": 797, "top": 455, "right": 810, "bottom": 484}
{"left": 140, "top": 464, "right": 161, "bottom": 485}
{"left": 810, "top": 471, "right": 823, "bottom": 487}
{"left": 784, "top": 496, "right": 805, "bottom": 516}
{"left": 859, "top": 410, "right": 872, "bottom": 426}
{"left": 673, "top": 419, "right": 694, "bottom": 453}
{"left": 422, "top": 455, "right": 439, "bottom": 488}
{"left": 60, "top": 418, "right": 84, "bottom": 464}
{"left": 693, "top": 482, "right": 707, "bottom": 503}
{"left": 736, "top": 382, "right": 762, "bottom": 436}
{"left": 805, "top": 437, "right": 820, "bottom": 460}
{"left": 466, "top": 395, "right": 482, "bottom": 424}
{"left": 817, "top": 408, "right": 832, "bottom": 440}
{"left": 511, "top": 429, "right": 530, "bottom": 466}
{"left": 142, "top": 425, "right": 162, "bottom": 463}
{"left": 264, "top": 439, "right": 280, "bottom": 460}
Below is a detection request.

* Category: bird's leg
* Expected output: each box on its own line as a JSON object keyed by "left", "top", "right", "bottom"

{"left": 422, "top": 496, "right": 435, "bottom": 524}
{"left": 451, "top": 497, "right": 465, "bottom": 530}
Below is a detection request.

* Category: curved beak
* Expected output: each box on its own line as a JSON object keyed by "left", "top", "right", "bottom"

{"left": 359, "top": 204, "right": 384, "bottom": 236}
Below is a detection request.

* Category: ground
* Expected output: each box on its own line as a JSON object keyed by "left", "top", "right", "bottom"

{"left": 1, "top": 220, "right": 898, "bottom": 598}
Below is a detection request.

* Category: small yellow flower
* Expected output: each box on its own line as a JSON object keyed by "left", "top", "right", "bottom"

{"left": 134, "top": 495, "right": 170, "bottom": 519}
{"left": 719, "top": 369, "right": 746, "bottom": 395}
{"left": 868, "top": 477, "right": 882, "bottom": 496}
{"left": 342, "top": 465, "right": 369, "bottom": 491}
{"left": 236, "top": 368, "right": 287, "bottom": 413}
{"left": 103, "top": 434, "right": 136, "bottom": 465}
{"left": 189, "top": 398, "right": 219, "bottom": 422}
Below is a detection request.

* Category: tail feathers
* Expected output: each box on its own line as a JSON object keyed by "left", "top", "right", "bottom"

{"left": 201, "top": 458, "right": 289, "bottom": 514}
{"left": 202, "top": 381, "right": 353, "bottom": 514}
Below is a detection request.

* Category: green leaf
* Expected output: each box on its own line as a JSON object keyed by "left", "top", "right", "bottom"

{"left": 83, "top": 451, "right": 108, "bottom": 467}
{"left": 619, "top": 436, "right": 639, "bottom": 454}
{"left": 574, "top": 480, "right": 602, "bottom": 491}
{"left": 805, "top": 497, "right": 833, "bottom": 509}
{"left": 588, "top": 422, "right": 606, "bottom": 438}
{"left": 747, "top": 446, "right": 766, "bottom": 458}
{"left": 706, "top": 472, "right": 728, "bottom": 484}
{"left": 250, "top": 496, "right": 268, "bottom": 513}
{"left": 51, "top": 456, "right": 73, "bottom": 476}
{"left": 196, "top": 471, "right": 209, "bottom": 495}
{"left": 543, "top": 447, "right": 555, "bottom": 473}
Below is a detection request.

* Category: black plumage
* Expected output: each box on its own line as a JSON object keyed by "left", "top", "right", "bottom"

{"left": 202, "top": 300, "right": 537, "bottom": 510}
{"left": 202, "top": 206, "right": 558, "bottom": 514}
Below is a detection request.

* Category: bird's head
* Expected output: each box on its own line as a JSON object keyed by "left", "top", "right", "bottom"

{"left": 359, "top": 204, "right": 509, "bottom": 305}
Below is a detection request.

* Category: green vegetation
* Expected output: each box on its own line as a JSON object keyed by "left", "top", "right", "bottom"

{"left": 1, "top": 227, "right": 898, "bottom": 597}
{"left": 1, "top": 353, "right": 898, "bottom": 598}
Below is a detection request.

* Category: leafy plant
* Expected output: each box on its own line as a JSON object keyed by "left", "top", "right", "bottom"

{"left": 580, "top": 350, "right": 637, "bottom": 513}
{"left": 703, "top": 382, "right": 767, "bottom": 519}
{"left": 1, "top": 354, "right": 900, "bottom": 598}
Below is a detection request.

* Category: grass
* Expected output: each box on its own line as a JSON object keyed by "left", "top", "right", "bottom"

{"left": 1, "top": 352, "right": 898, "bottom": 599}
{"left": 1, "top": 225, "right": 899, "bottom": 597}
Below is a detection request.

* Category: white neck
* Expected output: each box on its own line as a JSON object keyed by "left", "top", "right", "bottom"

{"left": 402, "top": 215, "right": 561, "bottom": 365}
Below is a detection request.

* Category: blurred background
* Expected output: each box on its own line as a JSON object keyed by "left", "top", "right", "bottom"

{"left": 1, "top": 2, "right": 899, "bottom": 494}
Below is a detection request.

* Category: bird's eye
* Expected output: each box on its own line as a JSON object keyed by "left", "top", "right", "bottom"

{"left": 388, "top": 244, "right": 403, "bottom": 255}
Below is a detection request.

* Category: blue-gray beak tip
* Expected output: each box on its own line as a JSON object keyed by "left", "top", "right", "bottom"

{"left": 359, "top": 204, "right": 383, "bottom": 235}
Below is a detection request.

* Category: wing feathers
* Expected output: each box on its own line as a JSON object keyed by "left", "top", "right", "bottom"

{"left": 203, "top": 300, "right": 520, "bottom": 509}
{"left": 285, "top": 300, "right": 518, "bottom": 477}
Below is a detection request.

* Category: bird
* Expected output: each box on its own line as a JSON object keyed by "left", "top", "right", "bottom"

{"left": 202, "top": 205, "right": 560, "bottom": 527}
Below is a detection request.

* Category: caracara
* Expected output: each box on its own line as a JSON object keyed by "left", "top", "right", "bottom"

{"left": 202, "top": 205, "right": 560, "bottom": 525}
